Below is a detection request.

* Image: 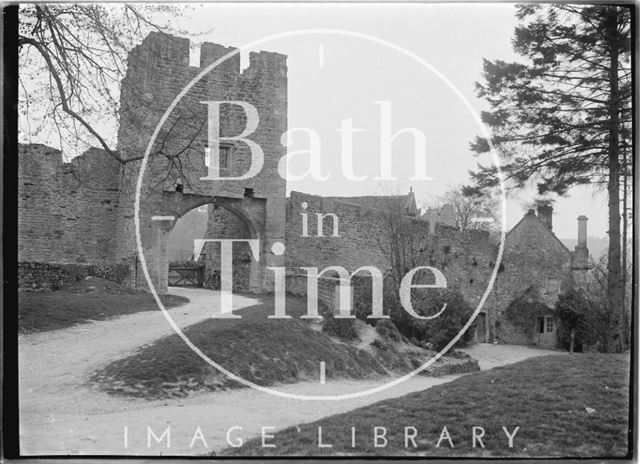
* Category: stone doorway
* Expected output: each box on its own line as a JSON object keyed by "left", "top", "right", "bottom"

{"left": 476, "top": 312, "right": 487, "bottom": 343}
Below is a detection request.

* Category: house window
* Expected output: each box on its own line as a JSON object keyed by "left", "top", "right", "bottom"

{"left": 204, "top": 144, "right": 233, "bottom": 170}
{"left": 536, "top": 316, "right": 554, "bottom": 334}
{"left": 545, "top": 316, "right": 554, "bottom": 333}
{"left": 545, "top": 277, "right": 560, "bottom": 295}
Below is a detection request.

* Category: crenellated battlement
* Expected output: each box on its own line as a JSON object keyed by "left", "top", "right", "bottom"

{"left": 128, "top": 31, "right": 287, "bottom": 78}
{"left": 118, "top": 31, "right": 288, "bottom": 199}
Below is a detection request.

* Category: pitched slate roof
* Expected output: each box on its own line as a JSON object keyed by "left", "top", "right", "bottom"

{"left": 506, "top": 209, "right": 572, "bottom": 255}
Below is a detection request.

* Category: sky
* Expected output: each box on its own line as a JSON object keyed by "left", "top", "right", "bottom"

{"left": 171, "top": 3, "right": 610, "bottom": 241}
{"left": 19, "top": 3, "right": 610, "bottom": 242}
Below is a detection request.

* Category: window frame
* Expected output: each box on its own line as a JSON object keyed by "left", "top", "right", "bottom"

{"left": 545, "top": 277, "right": 561, "bottom": 295}
{"left": 204, "top": 142, "right": 234, "bottom": 171}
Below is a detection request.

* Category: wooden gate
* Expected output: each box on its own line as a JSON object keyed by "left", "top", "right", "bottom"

{"left": 168, "top": 264, "right": 205, "bottom": 287}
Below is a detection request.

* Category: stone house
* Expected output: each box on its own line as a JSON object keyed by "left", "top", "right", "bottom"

{"left": 482, "top": 205, "right": 591, "bottom": 349}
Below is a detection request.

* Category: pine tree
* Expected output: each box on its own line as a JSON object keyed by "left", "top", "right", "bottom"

{"left": 469, "top": 5, "right": 631, "bottom": 352}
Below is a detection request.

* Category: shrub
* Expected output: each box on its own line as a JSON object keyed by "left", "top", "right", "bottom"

{"left": 555, "top": 288, "right": 608, "bottom": 352}
{"left": 334, "top": 271, "right": 475, "bottom": 352}
{"left": 410, "top": 337, "right": 432, "bottom": 350}
{"left": 420, "top": 289, "right": 476, "bottom": 352}
{"left": 351, "top": 275, "right": 379, "bottom": 323}
{"left": 375, "top": 319, "right": 402, "bottom": 341}
{"left": 370, "top": 338, "right": 390, "bottom": 351}
{"left": 322, "top": 316, "right": 359, "bottom": 341}
{"left": 387, "top": 288, "right": 475, "bottom": 352}
{"left": 503, "top": 286, "right": 548, "bottom": 338}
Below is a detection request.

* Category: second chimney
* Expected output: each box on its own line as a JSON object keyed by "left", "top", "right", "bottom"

{"left": 537, "top": 204, "right": 553, "bottom": 231}
{"left": 577, "top": 215, "right": 588, "bottom": 248}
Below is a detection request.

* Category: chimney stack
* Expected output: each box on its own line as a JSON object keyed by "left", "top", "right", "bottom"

{"left": 537, "top": 204, "right": 553, "bottom": 231}
{"left": 577, "top": 215, "right": 588, "bottom": 248}
{"left": 440, "top": 204, "right": 456, "bottom": 228}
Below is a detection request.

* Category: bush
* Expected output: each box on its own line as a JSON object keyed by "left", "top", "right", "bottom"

{"left": 370, "top": 338, "right": 389, "bottom": 351}
{"left": 322, "top": 316, "right": 359, "bottom": 341}
{"left": 410, "top": 337, "right": 432, "bottom": 350}
{"left": 555, "top": 288, "right": 608, "bottom": 352}
{"left": 387, "top": 288, "right": 475, "bottom": 352}
{"left": 375, "top": 319, "right": 402, "bottom": 341}
{"left": 503, "top": 286, "right": 548, "bottom": 338}
{"left": 334, "top": 272, "right": 475, "bottom": 352}
{"left": 421, "top": 290, "right": 476, "bottom": 351}
{"left": 351, "top": 275, "right": 379, "bottom": 323}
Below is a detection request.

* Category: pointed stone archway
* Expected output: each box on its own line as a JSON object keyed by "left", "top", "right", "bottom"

{"left": 138, "top": 191, "right": 281, "bottom": 295}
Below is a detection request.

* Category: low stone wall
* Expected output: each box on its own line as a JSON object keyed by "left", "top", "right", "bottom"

{"left": 18, "top": 262, "right": 130, "bottom": 291}
{"left": 423, "top": 353, "right": 480, "bottom": 377}
{"left": 285, "top": 273, "right": 340, "bottom": 313}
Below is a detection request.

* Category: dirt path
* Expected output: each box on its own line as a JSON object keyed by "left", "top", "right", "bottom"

{"left": 19, "top": 288, "right": 561, "bottom": 456}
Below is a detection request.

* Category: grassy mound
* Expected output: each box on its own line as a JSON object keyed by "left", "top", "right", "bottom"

{"left": 220, "top": 353, "right": 630, "bottom": 458}
{"left": 18, "top": 276, "right": 189, "bottom": 333}
{"left": 90, "top": 295, "right": 391, "bottom": 398}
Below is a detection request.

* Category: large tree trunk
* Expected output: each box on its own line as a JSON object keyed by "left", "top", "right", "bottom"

{"left": 605, "top": 6, "right": 624, "bottom": 353}
{"left": 622, "top": 148, "right": 629, "bottom": 348}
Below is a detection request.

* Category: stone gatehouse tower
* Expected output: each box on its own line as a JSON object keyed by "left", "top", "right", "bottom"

{"left": 115, "top": 32, "right": 287, "bottom": 294}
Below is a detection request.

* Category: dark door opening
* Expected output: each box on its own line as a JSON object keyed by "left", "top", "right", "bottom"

{"left": 476, "top": 312, "right": 487, "bottom": 343}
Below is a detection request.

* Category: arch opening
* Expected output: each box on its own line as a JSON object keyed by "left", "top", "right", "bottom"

{"left": 159, "top": 196, "right": 265, "bottom": 294}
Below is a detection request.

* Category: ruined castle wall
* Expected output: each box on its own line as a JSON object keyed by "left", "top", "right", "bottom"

{"left": 18, "top": 144, "right": 126, "bottom": 290}
{"left": 285, "top": 191, "right": 393, "bottom": 312}
{"left": 423, "top": 225, "right": 500, "bottom": 312}
{"left": 286, "top": 191, "right": 391, "bottom": 272}
{"left": 285, "top": 191, "right": 500, "bottom": 316}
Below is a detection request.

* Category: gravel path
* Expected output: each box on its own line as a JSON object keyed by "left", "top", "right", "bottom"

{"left": 19, "top": 288, "right": 560, "bottom": 456}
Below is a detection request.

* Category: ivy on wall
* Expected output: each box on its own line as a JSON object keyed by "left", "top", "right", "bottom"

{"left": 504, "top": 286, "right": 552, "bottom": 337}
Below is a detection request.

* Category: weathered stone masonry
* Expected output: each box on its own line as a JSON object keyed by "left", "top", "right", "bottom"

{"left": 18, "top": 144, "right": 129, "bottom": 290}
{"left": 17, "top": 32, "right": 592, "bottom": 350}
{"left": 284, "top": 190, "right": 501, "bottom": 325}
{"left": 19, "top": 32, "right": 288, "bottom": 294}
{"left": 284, "top": 191, "right": 590, "bottom": 349}
{"left": 115, "top": 32, "right": 287, "bottom": 294}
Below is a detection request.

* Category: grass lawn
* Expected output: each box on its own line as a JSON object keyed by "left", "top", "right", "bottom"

{"left": 220, "top": 353, "right": 631, "bottom": 458}
{"left": 18, "top": 277, "right": 189, "bottom": 333}
{"left": 91, "top": 294, "right": 390, "bottom": 398}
